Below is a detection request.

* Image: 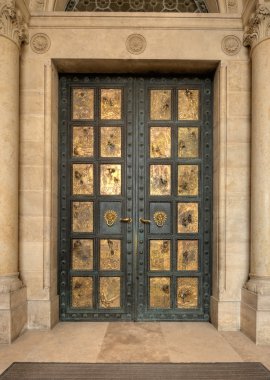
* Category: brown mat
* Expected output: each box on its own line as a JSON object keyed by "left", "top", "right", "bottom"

{"left": 1, "top": 362, "right": 270, "bottom": 380}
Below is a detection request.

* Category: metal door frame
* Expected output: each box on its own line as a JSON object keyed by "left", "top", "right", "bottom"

{"left": 58, "top": 74, "right": 212, "bottom": 321}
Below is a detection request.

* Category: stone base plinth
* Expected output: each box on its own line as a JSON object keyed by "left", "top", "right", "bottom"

{"left": 210, "top": 296, "right": 240, "bottom": 331}
{"left": 28, "top": 295, "right": 59, "bottom": 330}
{"left": 0, "top": 286, "right": 27, "bottom": 344}
{"left": 241, "top": 288, "right": 270, "bottom": 345}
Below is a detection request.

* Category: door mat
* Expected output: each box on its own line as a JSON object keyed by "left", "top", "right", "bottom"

{"left": 1, "top": 362, "right": 270, "bottom": 380}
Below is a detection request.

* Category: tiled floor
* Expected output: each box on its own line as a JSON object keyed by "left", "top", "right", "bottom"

{"left": 0, "top": 322, "right": 270, "bottom": 375}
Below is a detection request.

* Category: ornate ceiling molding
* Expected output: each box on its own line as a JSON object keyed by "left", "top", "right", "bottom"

{"left": 0, "top": 0, "right": 28, "bottom": 48}
{"left": 65, "top": 0, "right": 208, "bottom": 13}
{"left": 243, "top": 4, "right": 270, "bottom": 49}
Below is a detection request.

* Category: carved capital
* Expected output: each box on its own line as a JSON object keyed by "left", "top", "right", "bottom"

{"left": 243, "top": 4, "right": 270, "bottom": 49}
{"left": 0, "top": 0, "right": 28, "bottom": 48}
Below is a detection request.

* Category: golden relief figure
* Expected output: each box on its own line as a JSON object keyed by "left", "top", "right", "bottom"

{"left": 177, "top": 240, "right": 198, "bottom": 271}
{"left": 101, "top": 89, "right": 122, "bottom": 120}
{"left": 150, "top": 90, "right": 172, "bottom": 120}
{"left": 178, "top": 127, "right": 199, "bottom": 158}
{"left": 150, "top": 240, "right": 170, "bottom": 271}
{"left": 73, "top": 126, "right": 94, "bottom": 157}
{"left": 100, "top": 277, "right": 120, "bottom": 308}
{"left": 178, "top": 203, "right": 198, "bottom": 233}
{"left": 71, "top": 277, "right": 93, "bottom": 308}
{"left": 73, "top": 164, "right": 94, "bottom": 195}
{"left": 149, "top": 277, "right": 170, "bottom": 309}
{"left": 178, "top": 165, "right": 199, "bottom": 196}
{"left": 178, "top": 89, "right": 199, "bottom": 120}
{"left": 72, "top": 239, "right": 93, "bottom": 270}
{"left": 150, "top": 127, "right": 171, "bottom": 158}
{"left": 73, "top": 88, "right": 94, "bottom": 120}
{"left": 100, "top": 239, "right": 121, "bottom": 271}
{"left": 100, "top": 127, "right": 121, "bottom": 158}
{"left": 100, "top": 164, "right": 121, "bottom": 195}
{"left": 72, "top": 202, "right": 93, "bottom": 233}
{"left": 150, "top": 165, "right": 171, "bottom": 196}
{"left": 177, "top": 277, "right": 198, "bottom": 309}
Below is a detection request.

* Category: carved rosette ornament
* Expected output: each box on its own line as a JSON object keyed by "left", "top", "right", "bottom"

{"left": 126, "top": 34, "right": 146, "bottom": 55}
{"left": 0, "top": 0, "right": 28, "bottom": 48}
{"left": 222, "top": 35, "right": 241, "bottom": 55}
{"left": 31, "top": 33, "right": 51, "bottom": 54}
{"left": 243, "top": 4, "right": 270, "bottom": 49}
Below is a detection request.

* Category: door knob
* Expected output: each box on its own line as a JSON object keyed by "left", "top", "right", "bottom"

{"left": 140, "top": 218, "right": 151, "bottom": 224}
{"left": 120, "top": 217, "right": 132, "bottom": 223}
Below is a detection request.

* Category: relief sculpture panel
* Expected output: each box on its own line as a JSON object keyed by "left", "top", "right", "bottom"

{"left": 177, "top": 277, "right": 198, "bottom": 308}
{"left": 149, "top": 277, "right": 170, "bottom": 309}
{"left": 72, "top": 202, "right": 93, "bottom": 233}
{"left": 150, "top": 127, "right": 171, "bottom": 158}
{"left": 73, "top": 164, "right": 94, "bottom": 195}
{"left": 150, "top": 90, "right": 171, "bottom": 120}
{"left": 101, "top": 89, "right": 122, "bottom": 120}
{"left": 73, "top": 89, "right": 94, "bottom": 120}
{"left": 100, "top": 164, "right": 122, "bottom": 195}
{"left": 178, "top": 89, "right": 199, "bottom": 120}
{"left": 71, "top": 277, "right": 93, "bottom": 308}
{"left": 100, "top": 127, "right": 122, "bottom": 157}
{"left": 150, "top": 165, "right": 171, "bottom": 196}
{"left": 178, "top": 203, "right": 198, "bottom": 233}
{"left": 100, "top": 239, "right": 121, "bottom": 271}
{"left": 178, "top": 127, "right": 199, "bottom": 158}
{"left": 150, "top": 240, "right": 170, "bottom": 271}
{"left": 72, "top": 239, "right": 93, "bottom": 270}
{"left": 100, "top": 277, "right": 121, "bottom": 308}
{"left": 73, "top": 126, "right": 94, "bottom": 157}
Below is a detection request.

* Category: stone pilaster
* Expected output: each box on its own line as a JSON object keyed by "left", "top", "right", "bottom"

{"left": 241, "top": 4, "right": 270, "bottom": 345}
{"left": 0, "top": 0, "right": 28, "bottom": 343}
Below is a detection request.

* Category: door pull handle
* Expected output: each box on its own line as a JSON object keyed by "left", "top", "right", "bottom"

{"left": 120, "top": 217, "right": 132, "bottom": 223}
{"left": 140, "top": 218, "right": 151, "bottom": 224}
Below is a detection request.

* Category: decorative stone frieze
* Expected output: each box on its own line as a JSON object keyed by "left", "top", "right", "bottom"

{"left": 243, "top": 4, "right": 270, "bottom": 49}
{"left": 0, "top": 0, "right": 28, "bottom": 47}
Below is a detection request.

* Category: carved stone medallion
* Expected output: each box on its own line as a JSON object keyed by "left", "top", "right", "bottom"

{"left": 30, "top": 33, "right": 51, "bottom": 54}
{"left": 221, "top": 35, "right": 241, "bottom": 56}
{"left": 126, "top": 34, "right": 146, "bottom": 55}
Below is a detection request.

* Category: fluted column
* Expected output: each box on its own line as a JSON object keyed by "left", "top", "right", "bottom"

{"left": 241, "top": 3, "right": 270, "bottom": 345}
{"left": 0, "top": 0, "right": 28, "bottom": 343}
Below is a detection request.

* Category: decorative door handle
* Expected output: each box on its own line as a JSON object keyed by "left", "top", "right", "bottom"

{"left": 120, "top": 217, "right": 132, "bottom": 223}
{"left": 140, "top": 218, "right": 151, "bottom": 224}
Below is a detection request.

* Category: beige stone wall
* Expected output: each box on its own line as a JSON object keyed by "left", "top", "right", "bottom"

{"left": 19, "top": 12, "right": 251, "bottom": 329}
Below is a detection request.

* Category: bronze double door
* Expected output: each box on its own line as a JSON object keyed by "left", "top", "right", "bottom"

{"left": 59, "top": 75, "right": 212, "bottom": 321}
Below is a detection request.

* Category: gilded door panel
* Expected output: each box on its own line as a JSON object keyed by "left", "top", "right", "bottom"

{"left": 178, "top": 165, "right": 199, "bottom": 196}
{"left": 72, "top": 239, "right": 93, "bottom": 270}
{"left": 177, "top": 203, "right": 199, "bottom": 233}
{"left": 72, "top": 164, "right": 94, "bottom": 195}
{"left": 177, "top": 240, "right": 198, "bottom": 271}
{"left": 72, "top": 202, "right": 93, "bottom": 233}
{"left": 73, "top": 126, "right": 94, "bottom": 157}
{"left": 178, "top": 89, "right": 199, "bottom": 120}
{"left": 150, "top": 90, "right": 172, "bottom": 120}
{"left": 177, "top": 278, "right": 199, "bottom": 309}
{"left": 72, "top": 88, "right": 94, "bottom": 120}
{"left": 178, "top": 127, "right": 199, "bottom": 158}
{"left": 71, "top": 277, "right": 93, "bottom": 308}
{"left": 101, "top": 89, "right": 122, "bottom": 120}
{"left": 150, "top": 127, "right": 171, "bottom": 158}
{"left": 149, "top": 240, "right": 171, "bottom": 271}
{"left": 149, "top": 277, "right": 171, "bottom": 308}
{"left": 99, "top": 277, "right": 121, "bottom": 308}
{"left": 100, "top": 239, "right": 121, "bottom": 271}
{"left": 100, "top": 164, "right": 122, "bottom": 195}
{"left": 150, "top": 165, "right": 171, "bottom": 196}
{"left": 100, "top": 127, "right": 122, "bottom": 157}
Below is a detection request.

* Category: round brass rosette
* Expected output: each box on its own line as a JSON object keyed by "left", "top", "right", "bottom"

{"left": 153, "top": 211, "right": 167, "bottom": 227}
{"left": 104, "top": 210, "right": 118, "bottom": 226}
